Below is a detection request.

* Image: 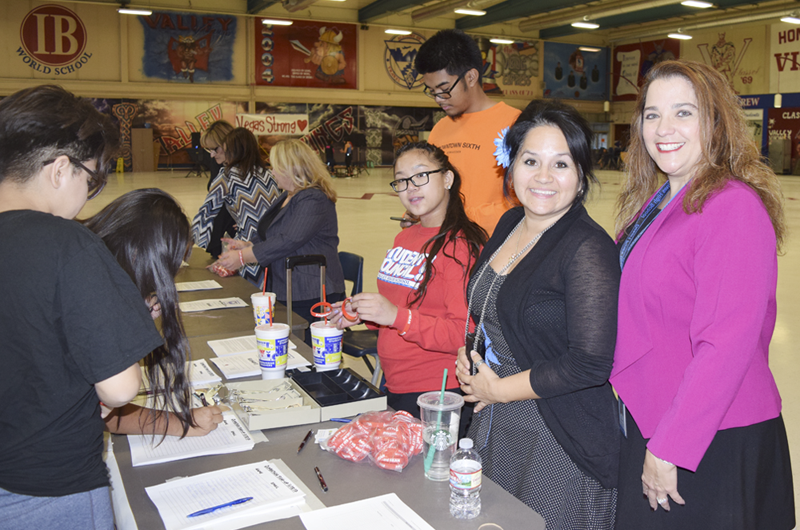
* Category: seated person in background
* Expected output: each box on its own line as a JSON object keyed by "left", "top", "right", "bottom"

{"left": 215, "top": 139, "right": 345, "bottom": 344}
{"left": 192, "top": 127, "right": 281, "bottom": 283}
{"left": 198, "top": 119, "right": 235, "bottom": 257}
{"left": 84, "top": 188, "right": 224, "bottom": 438}
{"left": 331, "top": 141, "right": 486, "bottom": 419}
{"left": 0, "top": 85, "right": 162, "bottom": 529}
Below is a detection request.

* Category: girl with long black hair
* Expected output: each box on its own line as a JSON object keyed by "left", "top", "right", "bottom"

{"left": 332, "top": 141, "right": 487, "bottom": 416}
{"left": 85, "top": 188, "right": 223, "bottom": 437}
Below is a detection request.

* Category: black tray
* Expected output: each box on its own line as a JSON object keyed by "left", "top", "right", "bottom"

{"left": 290, "top": 368, "right": 383, "bottom": 407}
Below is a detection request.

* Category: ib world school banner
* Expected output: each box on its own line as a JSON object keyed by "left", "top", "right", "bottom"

{"left": 543, "top": 42, "right": 608, "bottom": 100}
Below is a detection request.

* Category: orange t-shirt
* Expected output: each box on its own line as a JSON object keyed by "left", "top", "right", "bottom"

{"left": 428, "top": 102, "right": 521, "bottom": 235}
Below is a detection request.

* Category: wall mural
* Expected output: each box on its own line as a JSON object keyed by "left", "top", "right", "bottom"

{"left": 91, "top": 99, "right": 246, "bottom": 167}
{"left": 612, "top": 40, "right": 681, "bottom": 101}
{"left": 544, "top": 42, "right": 609, "bottom": 100}
{"left": 256, "top": 19, "right": 357, "bottom": 89}
{"left": 682, "top": 29, "right": 766, "bottom": 94}
{"left": 138, "top": 11, "right": 237, "bottom": 83}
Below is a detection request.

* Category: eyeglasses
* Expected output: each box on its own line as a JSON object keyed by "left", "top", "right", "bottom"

{"left": 42, "top": 156, "right": 107, "bottom": 199}
{"left": 423, "top": 71, "right": 467, "bottom": 100}
{"left": 205, "top": 145, "right": 223, "bottom": 155}
{"left": 390, "top": 168, "right": 444, "bottom": 192}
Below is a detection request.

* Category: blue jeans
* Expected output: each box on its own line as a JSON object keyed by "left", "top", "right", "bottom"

{"left": 0, "top": 486, "right": 113, "bottom": 530}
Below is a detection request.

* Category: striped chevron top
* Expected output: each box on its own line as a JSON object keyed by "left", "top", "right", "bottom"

{"left": 191, "top": 166, "right": 281, "bottom": 281}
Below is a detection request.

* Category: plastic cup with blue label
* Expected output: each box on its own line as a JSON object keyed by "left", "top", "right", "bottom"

{"left": 255, "top": 323, "right": 290, "bottom": 379}
{"left": 251, "top": 292, "right": 276, "bottom": 327}
{"left": 310, "top": 321, "right": 343, "bottom": 372}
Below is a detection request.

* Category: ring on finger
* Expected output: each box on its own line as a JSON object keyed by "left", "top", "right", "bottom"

{"left": 474, "top": 360, "right": 485, "bottom": 369}
{"left": 657, "top": 497, "right": 668, "bottom": 505}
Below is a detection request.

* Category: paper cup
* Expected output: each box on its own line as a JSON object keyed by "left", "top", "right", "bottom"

{"left": 251, "top": 292, "right": 277, "bottom": 327}
{"left": 310, "top": 321, "right": 343, "bottom": 372}
{"left": 255, "top": 323, "right": 290, "bottom": 379}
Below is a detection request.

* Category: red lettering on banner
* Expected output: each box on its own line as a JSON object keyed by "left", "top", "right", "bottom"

{"left": 775, "top": 51, "right": 800, "bottom": 72}
{"left": 143, "top": 15, "right": 159, "bottom": 29}
{"left": 161, "top": 16, "right": 175, "bottom": 29}
{"left": 208, "top": 105, "right": 223, "bottom": 122}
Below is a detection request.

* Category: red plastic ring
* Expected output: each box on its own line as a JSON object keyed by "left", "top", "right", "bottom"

{"left": 341, "top": 297, "right": 358, "bottom": 321}
{"left": 310, "top": 301, "right": 334, "bottom": 318}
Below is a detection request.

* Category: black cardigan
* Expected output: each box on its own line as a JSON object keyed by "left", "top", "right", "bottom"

{"left": 469, "top": 203, "right": 621, "bottom": 488}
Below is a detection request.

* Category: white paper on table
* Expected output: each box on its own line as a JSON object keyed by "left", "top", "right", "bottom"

{"left": 179, "top": 297, "right": 248, "bottom": 313}
{"left": 210, "top": 353, "right": 261, "bottom": 379}
{"left": 207, "top": 335, "right": 298, "bottom": 357}
{"left": 145, "top": 460, "right": 307, "bottom": 530}
{"left": 299, "top": 493, "right": 434, "bottom": 530}
{"left": 128, "top": 412, "right": 254, "bottom": 466}
{"left": 189, "top": 359, "right": 222, "bottom": 386}
{"left": 176, "top": 280, "right": 223, "bottom": 292}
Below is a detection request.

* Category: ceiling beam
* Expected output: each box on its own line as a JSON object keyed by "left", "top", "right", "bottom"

{"left": 359, "top": 0, "right": 430, "bottom": 22}
{"left": 247, "top": 0, "right": 280, "bottom": 14}
{"left": 540, "top": 4, "right": 696, "bottom": 39}
{"left": 456, "top": 0, "right": 589, "bottom": 30}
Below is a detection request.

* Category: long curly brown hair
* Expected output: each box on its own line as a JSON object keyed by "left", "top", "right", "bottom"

{"left": 616, "top": 60, "right": 785, "bottom": 249}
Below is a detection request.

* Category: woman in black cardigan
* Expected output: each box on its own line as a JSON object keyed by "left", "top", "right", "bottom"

{"left": 456, "top": 100, "right": 620, "bottom": 529}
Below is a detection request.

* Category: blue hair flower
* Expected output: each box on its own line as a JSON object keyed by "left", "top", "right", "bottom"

{"left": 493, "top": 127, "right": 511, "bottom": 168}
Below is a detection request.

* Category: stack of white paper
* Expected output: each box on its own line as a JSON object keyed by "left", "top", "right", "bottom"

{"left": 176, "top": 280, "right": 223, "bottom": 292}
{"left": 207, "top": 335, "right": 310, "bottom": 378}
{"left": 146, "top": 460, "right": 307, "bottom": 530}
{"left": 188, "top": 359, "right": 223, "bottom": 386}
{"left": 127, "top": 412, "right": 255, "bottom": 466}
{"left": 179, "top": 297, "right": 247, "bottom": 313}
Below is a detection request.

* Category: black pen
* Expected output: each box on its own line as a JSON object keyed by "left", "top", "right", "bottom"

{"left": 314, "top": 466, "right": 328, "bottom": 492}
{"left": 297, "top": 430, "right": 313, "bottom": 454}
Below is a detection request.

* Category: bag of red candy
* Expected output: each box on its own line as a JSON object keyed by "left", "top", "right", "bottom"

{"left": 209, "top": 263, "right": 237, "bottom": 277}
{"left": 324, "top": 410, "right": 423, "bottom": 472}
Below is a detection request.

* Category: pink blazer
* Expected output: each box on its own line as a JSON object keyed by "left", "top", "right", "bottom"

{"left": 610, "top": 180, "right": 782, "bottom": 472}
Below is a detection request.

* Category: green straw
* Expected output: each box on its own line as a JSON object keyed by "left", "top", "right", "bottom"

{"left": 423, "top": 368, "right": 448, "bottom": 474}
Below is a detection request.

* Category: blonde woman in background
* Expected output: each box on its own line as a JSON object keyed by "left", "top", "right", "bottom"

{"left": 216, "top": 139, "right": 345, "bottom": 344}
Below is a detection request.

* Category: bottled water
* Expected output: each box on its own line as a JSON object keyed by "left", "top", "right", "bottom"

{"left": 449, "top": 438, "right": 482, "bottom": 519}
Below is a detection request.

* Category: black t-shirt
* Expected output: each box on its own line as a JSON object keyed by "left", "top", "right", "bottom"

{"left": 0, "top": 211, "right": 163, "bottom": 496}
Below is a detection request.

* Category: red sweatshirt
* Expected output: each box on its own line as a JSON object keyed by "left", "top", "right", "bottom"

{"left": 372, "top": 225, "right": 471, "bottom": 393}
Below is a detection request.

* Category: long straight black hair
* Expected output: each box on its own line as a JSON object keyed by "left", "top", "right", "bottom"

{"left": 394, "top": 141, "right": 488, "bottom": 306}
{"left": 83, "top": 188, "right": 195, "bottom": 438}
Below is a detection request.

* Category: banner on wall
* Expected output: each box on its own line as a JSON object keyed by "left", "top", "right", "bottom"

{"left": 543, "top": 42, "right": 608, "bottom": 100}
{"left": 17, "top": 4, "right": 94, "bottom": 75}
{"left": 612, "top": 40, "right": 680, "bottom": 101}
{"left": 252, "top": 103, "right": 439, "bottom": 165}
{"left": 256, "top": 19, "right": 357, "bottom": 88}
{"left": 383, "top": 32, "right": 427, "bottom": 90}
{"left": 767, "top": 107, "right": 800, "bottom": 171}
{"left": 138, "top": 11, "right": 237, "bottom": 83}
{"left": 770, "top": 23, "right": 800, "bottom": 93}
{"left": 482, "top": 40, "right": 540, "bottom": 98}
{"left": 236, "top": 114, "right": 309, "bottom": 136}
{"left": 681, "top": 29, "right": 765, "bottom": 94}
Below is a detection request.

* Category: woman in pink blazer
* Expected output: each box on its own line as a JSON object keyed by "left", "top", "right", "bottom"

{"left": 611, "top": 60, "right": 793, "bottom": 529}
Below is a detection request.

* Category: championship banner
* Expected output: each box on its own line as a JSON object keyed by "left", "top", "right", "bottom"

{"left": 236, "top": 114, "right": 309, "bottom": 136}
{"left": 770, "top": 22, "right": 800, "bottom": 93}
{"left": 682, "top": 29, "right": 765, "bottom": 95}
{"left": 256, "top": 19, "right": 357, "bottom": 88}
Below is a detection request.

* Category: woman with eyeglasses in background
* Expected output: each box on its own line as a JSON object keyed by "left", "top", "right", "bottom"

{"left": 192, "top": 126, "right": 281, "bottom": 283}
{"left": 331, "top": 141, "right": 486, "bottom": 419}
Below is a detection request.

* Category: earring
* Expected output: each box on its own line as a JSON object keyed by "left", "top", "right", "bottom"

{"left": 446, "top": 184, "right": 451, "bottom": 190}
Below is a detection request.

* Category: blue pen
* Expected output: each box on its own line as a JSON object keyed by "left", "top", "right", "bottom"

{"left": 329, "top": 418, "right": 352, "bottom": 423}
{"left": 187, "top": 497, "right": 254, "bottom": 518}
